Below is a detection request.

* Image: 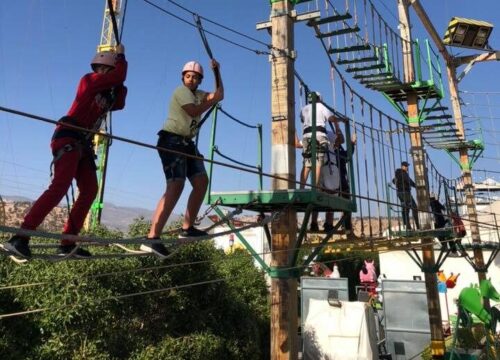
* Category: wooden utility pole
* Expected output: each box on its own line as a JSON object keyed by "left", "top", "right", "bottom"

{"left": 409, "top": 0, "right": 489, "bottom": 284}
{"left": 447, "top": 67, "right": 487, "bottom": 284}
{"left": 397, "top": 1, "right": 445, "bottom": 358}
{"left": 269, "top": 1, "right": 298, "bottom": 359}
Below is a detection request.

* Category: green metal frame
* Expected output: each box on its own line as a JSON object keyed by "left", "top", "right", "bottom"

{"left": 203, "top": 92, "right": 360, "bottom": 279}
{"left": 445, "top": 140, "right": 485, "bottom": 171}
{"left": 88, "top": 134, "right": 109, "bottom": 229}
{"left": 213, "top": 206, "right": 270, "bottom": 272}
{"left": 205, "top": 105, "right": 264, "bottom": 205}
{"left": 381, "top": 38, "right": 446, "bottom": 123}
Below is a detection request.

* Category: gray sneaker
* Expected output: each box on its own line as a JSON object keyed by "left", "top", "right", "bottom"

{"left": 140, "top": 238, "right": 171, "bottom": 259}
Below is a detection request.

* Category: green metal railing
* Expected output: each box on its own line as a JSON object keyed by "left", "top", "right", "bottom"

{"left": 205, "top": 106, "right": 263, "bottom": 203}
{"left": 413, "top": 38, "right": 445, "bottom": 98}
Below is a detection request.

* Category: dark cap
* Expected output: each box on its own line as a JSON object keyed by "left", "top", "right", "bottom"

{"left": 401, "top": 161, "right": 410, "bottom": 167}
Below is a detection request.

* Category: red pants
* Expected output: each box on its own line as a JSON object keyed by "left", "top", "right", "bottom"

{"left": 22, "top": 146, "right": 98, "bottom": 245}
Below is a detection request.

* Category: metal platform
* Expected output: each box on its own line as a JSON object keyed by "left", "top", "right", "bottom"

{"left": 382, "top": 80, "right": 442, "bottom": 102}
{"left": 207, "top": 189, "right": 356, "bottom": 213}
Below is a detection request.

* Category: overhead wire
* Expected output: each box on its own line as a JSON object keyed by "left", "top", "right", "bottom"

{"left": 0, "top": 105, "right": 459, "bottom": 224}
{"left": 2, "top": 0, "right": 495, "bottom": 276}
{"left": 164, "top": 0, "right": 271, "bottom": 49}
{"left": 2, "top": 225, "right": 493, "bottom": 320}
{"left": 141, "top": 0, "right": 270, "bottom": 56}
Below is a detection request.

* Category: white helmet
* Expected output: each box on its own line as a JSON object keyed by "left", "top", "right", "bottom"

{"left": 308, "top": 91, "right": 322, "bottom": 102}
{"left": 430, "top": 192, "right": 438, "bottom": 199}
{"left": 182, "top": 61, "right": 204, "bottom": 78}
{"left": 91, "top": 51, "right": 116, "bottom": 71}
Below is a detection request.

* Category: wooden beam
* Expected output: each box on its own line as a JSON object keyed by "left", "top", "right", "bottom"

{"left": 398, "top": 2, "right": 446, "bottom": 358}
{"left": 409, "top": 0, "right": 451, "bottom": 63}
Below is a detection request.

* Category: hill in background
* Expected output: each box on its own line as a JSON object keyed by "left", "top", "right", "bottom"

{"left": 0, "top": 196, "right": 171, "bottom": 234}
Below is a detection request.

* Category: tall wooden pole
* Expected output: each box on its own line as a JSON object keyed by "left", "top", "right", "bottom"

{"left": 446, "top": 66, "right": 487, "bottom": 285}
{"left": 398, "top": 1, "right": 445, "bottom": 358}
{"left": 269, "top": 1, "right": 298, "bottom": 359}
{"left": 409, "top": 0, "right": 488, "bottom": 287}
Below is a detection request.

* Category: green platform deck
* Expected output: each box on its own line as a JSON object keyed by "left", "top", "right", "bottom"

{"left": 383, "top": 80, "right": 442, "bottom": 102}
{"left": 208, "top": 189, "right": 356, "bottom": 213}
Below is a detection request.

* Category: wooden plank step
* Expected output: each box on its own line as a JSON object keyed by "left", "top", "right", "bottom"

{"left": 317, "top": 26, "right": 360, "bottom": 38}
{"left": 424, "top": 122, "right": 456, "bottom": 128}
{"left": 308, "top": 12, "right": 352, "bottom": 26}
{"left": 346, "top": 63, "right": 386, "bottom": 73}
{"left": 337, "top": 56, "right": 379, "bottom": 65}
{"left": 360, "top": 77, "right": 399, "bottom": 85}
{"left": 421, "top": 129, "right": 459, "bottom": 134}
{"left": 424, "top": 114, "right": 453, "bottom": 120}
{"left": 424, "top": 134, "right": 460, "bottom": 139}
{"left": 329, "top": 44, "right": 371, "bottom": 54}
{"left": 366, "top": 80, "right": 402, "bottom": 87}
{"left": 354, "top": 72, "right": 393, "bottom": 80}
{"left": 422, "top": 106, "right": 448, "bottom": 113}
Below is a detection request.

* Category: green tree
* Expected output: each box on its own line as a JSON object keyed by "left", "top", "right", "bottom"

{"left": 0, "top": 219, "right": 270, "bottom": 359}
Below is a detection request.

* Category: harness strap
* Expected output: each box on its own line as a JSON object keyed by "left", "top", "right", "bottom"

{"left": 303, "top": 126, "right": 327, "bottom": 134}
{"left": 158, "top": 130, "right": 193, "bottom": 145}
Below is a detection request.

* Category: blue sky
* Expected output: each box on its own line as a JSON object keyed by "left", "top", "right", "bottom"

{"left": 1, "top": 0, "right": 499, "bottom": 215}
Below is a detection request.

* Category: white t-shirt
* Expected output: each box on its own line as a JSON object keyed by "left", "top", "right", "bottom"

{"left": 163, "top": 85, "right": 207, "bottom": 138}
{"left": 300, "top": 103, "right": 334, "bottom": 139}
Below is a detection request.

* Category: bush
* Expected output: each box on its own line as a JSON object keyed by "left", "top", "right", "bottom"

{"left": 0, "top": 220, "right": 270, "bottom": 359}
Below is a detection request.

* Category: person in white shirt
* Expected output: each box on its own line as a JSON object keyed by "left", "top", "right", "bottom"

{"left": 299, "top": 92, "right": 342, "bottom": 191}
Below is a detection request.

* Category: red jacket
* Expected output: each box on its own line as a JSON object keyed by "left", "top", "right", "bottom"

{"left": 51, "top": 56, "right": 128, "bottom": 151}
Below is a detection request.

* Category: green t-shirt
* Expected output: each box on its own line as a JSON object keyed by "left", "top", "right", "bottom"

{"left": 163, "top": 85, "right": 207, "bottom": 138}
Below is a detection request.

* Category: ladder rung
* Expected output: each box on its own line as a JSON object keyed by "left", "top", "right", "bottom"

{"left": 329, "top": 44, "right": 371, "bottom": 54}
{"left": 366, "top": 83, "right": 401, "bottom": 90}
{"left": 363, "top": 81, "right": 400, "bottom": 89}
{"left": 317, "top": 26, "right": 360, "bottom": 38}
{"left": 424, "top": 134, "right": 460, "bottom": 139}
{"left": 346, "top": 63, "right": 386, "bottom": 73}
{"left": 422, "top": 129, "right": 459, "bottom": 134}
{"left": 360, "top": 76, "right": 399, "bottom": 84}
{"left": 424, "top": 114, "right": 453, "bottom": 120}
{"left": 354, "top": 72, "right": 394, "bottom": 80}
{"left": 422, "top": 106, "right": 448, "bottom": 113}
{"left": 424, "top": 122, "right": 456, "bottom": 128}
{"left": 308, "top": 12, "right": 352, "bottom": 26}
{"left": 337, "top": 56, "right": 379, "bottom": 65}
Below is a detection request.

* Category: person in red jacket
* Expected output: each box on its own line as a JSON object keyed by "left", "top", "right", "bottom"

{"left": 4, "top": 45, "right": 128, "bottom": 259}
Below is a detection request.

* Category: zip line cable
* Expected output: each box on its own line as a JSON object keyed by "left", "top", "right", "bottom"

{"left": 141, "top": 0, "right": 270, "bottom": 56}
{"left": 163, "top": 0, "right": 284, "bottom": 51}
{"left": 1, "top": 230, "right": 491, "bottom": 320}
{"left": 0, "top": 105, "right": 472, "bottom": 218}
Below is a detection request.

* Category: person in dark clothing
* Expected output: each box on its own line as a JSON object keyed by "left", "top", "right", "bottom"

{"left": 430, "top": 193, "right": 457, "bottom": 253}
{"left": 393, "top": 161, "right": 420, "bottom": 230}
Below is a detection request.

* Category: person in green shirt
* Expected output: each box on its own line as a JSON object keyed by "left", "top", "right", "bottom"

{"left": 141, "top": 60, "right": 223, "bottom": 258}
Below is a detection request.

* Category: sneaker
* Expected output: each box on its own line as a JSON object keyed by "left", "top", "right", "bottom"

{"left": 4, "top": 235, "right": 31, "bottom": 258}
{"left": 179, "top": 226, "right": 208, "bottom": 239}
{"left": 309, "top": 222, "right": 319, "bottom": 232}
{"left": 58, "top": 244, "right": 92, "bottom": 258}
{"left": 323, "top": 223, "right": 334, "bottom": 232}
{"left": 140, "top": 239, "right": 171, "bottom": 259}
